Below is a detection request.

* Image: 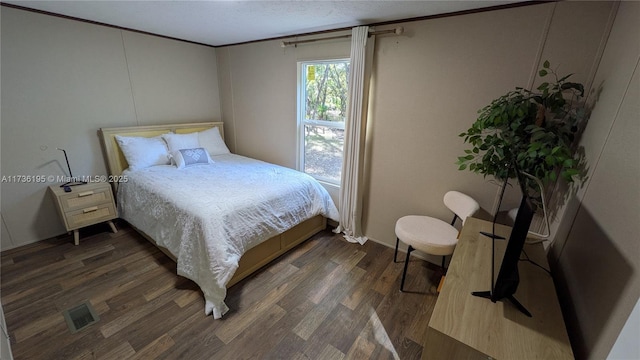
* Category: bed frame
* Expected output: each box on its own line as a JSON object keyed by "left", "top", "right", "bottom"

{"left": 99, "top": 122, "right": 326, "bottom": 287}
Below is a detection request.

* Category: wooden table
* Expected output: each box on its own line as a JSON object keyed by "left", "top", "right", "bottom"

{"left": 423, "top": 217, "right": 574, "bottom": 359}
{"left": 49, "top": 182, "right": 117, "bottom": 245}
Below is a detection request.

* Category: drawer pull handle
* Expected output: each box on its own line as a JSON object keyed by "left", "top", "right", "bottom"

{"left": 78, "top": 191, "right": 94, "bottom": 197}
{"left": 83, "top": 206, "right": 99, "bottom": 213}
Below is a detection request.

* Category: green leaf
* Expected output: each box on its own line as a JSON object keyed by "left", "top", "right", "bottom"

{"left": 565, "top": 168, "right": 579, "bottom": 176}
{"left": 539, "top": 147, "right": 550, "bottom": 156}
{"left": 563, "top": 158, "right": 574, "bottom": 168}
{"left": 458, "top": 64, "right": 586, "bottom": 188}
{"left": 458, "top": 164, "right": 467, "bottom": 171}
{"left": 531, "top": 131, "right": 547, "bottom": 141}
{"left": 545, "top": 156, "right": 556, "bottom": 165}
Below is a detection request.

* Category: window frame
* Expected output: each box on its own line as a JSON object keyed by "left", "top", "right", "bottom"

{"left": 296, "top": 58, "right": 350, "bottom": 186}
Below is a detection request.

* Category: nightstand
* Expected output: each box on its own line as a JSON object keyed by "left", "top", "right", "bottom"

{"left": 49, "top": 182, "right": 118, "bottom": 245}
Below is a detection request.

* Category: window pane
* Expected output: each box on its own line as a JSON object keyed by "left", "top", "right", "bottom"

{"left": 299, "top": 59, "right": 349, "bottom": 185}
{"left": 304, "top": 62, "right": 349, "bottom": 123}
{"left": 304, "top": 125, "right": 344, "bottom": 183}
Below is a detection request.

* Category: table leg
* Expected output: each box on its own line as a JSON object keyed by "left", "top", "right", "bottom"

{"left": 73, "top": 229, "right": 79, "bottom": 246}
{"left": 107, "top": 220, "right": 118, "bottom": 234}
{"left": 437, "top": 275, "right": 446, "bottom": 293}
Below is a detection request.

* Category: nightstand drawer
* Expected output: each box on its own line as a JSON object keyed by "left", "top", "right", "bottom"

{"left": 58, "top": 187, "right": 112, "bottom": 212}
{"left": 65, "top": 203, "right": 116, "bottom": 230}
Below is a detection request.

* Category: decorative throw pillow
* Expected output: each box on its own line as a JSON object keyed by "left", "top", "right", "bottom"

{"left": 172, "top": 148, "right": 213, "bottom": 169}
{"left": 197, "top": 127, "right": 230, "bottom": 156}
{"left": 115, "top": 135, "right": 171, "bottom": 171}
{"left": 162, "top": 132, "right": 200, "bottom": 154}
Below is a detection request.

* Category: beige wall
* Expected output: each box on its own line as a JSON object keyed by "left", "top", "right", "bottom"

{"left": 367, "top": 1, "right": 617, "bottom": 260}
{"left": 0, "top": 7, "right": 221, "bottom": 249}
{"left": 550, "top": 2, "right": 640, "bottom": 359}
{"left": 216, "top": 31, "right": 351, "bottom": 202}
{"left": 217, "top": 33, "right": 351, "bottom": 164}
{"left": 365, "top": 4, "right": 545, "bottom": 242}
{"left": 218, "top": 1, "right": 616, "bottom": 248}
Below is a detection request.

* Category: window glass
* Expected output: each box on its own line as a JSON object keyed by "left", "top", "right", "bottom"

{"left": 298, "top": 60, "right": 349, "bottom": 185}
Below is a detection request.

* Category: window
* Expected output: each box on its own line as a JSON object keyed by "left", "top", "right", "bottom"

{"left": 297, "top": 59, "right": 350, "bottom": 185}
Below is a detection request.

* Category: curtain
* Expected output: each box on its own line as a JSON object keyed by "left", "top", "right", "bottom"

{"left": 335, "top": 26, "right": 371, "bottom": 244}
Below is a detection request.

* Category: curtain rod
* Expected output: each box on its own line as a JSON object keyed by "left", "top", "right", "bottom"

{"left": 281, "top": 27, "right": 403, "bottom": 48}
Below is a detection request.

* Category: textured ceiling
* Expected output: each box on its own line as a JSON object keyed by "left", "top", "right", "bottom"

{"left": 5, "top": 1, "right": 526, "bottom": 47}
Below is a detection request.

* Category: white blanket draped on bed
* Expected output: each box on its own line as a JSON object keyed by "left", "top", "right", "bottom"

{"left": 117, "top": 154, "right": 339, "bottom": 318}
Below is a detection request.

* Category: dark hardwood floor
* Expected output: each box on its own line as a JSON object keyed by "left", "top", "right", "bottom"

{"left": 1, "top": 222, "right": 440, "bottom": 359}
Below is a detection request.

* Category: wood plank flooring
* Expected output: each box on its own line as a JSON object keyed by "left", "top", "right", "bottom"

{"left": 1, "top": 222, "right": 441, "bottom": 359}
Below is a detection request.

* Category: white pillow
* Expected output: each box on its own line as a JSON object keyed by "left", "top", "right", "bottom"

{"left": 172, "top": 148, "right": 213, "bottom": 169}
{"left": 115, "top": 135, "right": 171, "bottom": 171}
{"left": 162, "top": 132, "right": 200, "bottom": 153}
{"left": 198, "top": 127, "right": 230, "bottom": 156}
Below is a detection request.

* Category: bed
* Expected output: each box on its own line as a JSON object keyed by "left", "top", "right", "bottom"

{"left": 98, "top": 122, "right": 339, "bottom": 318}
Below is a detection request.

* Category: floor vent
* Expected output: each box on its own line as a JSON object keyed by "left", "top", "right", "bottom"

{"left": 63, "top": 301, "right": 99, "bottom": 333}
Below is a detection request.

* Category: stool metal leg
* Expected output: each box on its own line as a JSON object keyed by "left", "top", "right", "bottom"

{"left": 400, "top": 245, "right": 414, "bottom": 292}
{"left": 441, "top": 255, "right": 446, "bottom": 270}
{"left": 394, "top": 238, "right": 400, "bottom": 263}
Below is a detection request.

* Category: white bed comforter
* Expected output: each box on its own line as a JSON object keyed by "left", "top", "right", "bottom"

{"left": 117, "top": 154, "right": 339, "bottom": 318}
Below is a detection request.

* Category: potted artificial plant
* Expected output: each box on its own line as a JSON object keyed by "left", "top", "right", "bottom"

{"left": 456, "top": 61, "right": 585, "bottom": 209}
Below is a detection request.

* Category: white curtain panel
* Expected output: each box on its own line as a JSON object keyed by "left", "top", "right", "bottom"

{"left": 335, "top": 26, "right": 370, "bottom": 244}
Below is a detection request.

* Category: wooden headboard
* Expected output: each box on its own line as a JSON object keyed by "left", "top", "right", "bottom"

{"left": 99, "top": 122, "right": 225, "bottom": 177}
